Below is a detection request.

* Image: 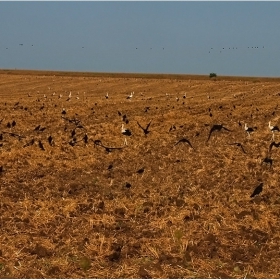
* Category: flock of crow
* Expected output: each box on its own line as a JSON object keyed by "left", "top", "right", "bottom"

{"left": 1, "top": 81, "right": 279, "bottom": 202}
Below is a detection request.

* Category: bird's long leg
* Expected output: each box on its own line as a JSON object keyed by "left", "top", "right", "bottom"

{"left": 124, "top": 137, "right": 127, "bottom": 146}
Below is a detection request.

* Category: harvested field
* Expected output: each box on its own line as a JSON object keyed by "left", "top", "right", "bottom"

{"left": 1, "top": 70, "right": 280, "bottom": 278}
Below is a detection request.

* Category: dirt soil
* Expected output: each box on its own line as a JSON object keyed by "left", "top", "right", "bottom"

{"left": 1, "top": 70, "right": 280, "bottom": 278}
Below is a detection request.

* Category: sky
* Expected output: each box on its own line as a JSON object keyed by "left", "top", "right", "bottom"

{"left": 1, "top": 1, "right": 280, "bottom": 77}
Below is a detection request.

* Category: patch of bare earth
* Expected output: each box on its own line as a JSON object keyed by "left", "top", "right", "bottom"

{"left": 1, "top": 70, "right": 280, "bottom": 278}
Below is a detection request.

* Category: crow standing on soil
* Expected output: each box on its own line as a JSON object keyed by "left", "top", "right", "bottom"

{"left": 38, "top": 140, "right": 45, "bottom": 151}
{"left": 48, "top": 135, "right": 54, "bottom": 146}
{"left": 136, "top": 168, "right": 145, "bottom": 174}
{"left": 262, "top": 157, "right": 273, "bottom": 167}
{"left": 83, "top": 133, "right": 88, "bottom": 144}
{"left": 269, "top": 141, "right": 280, "bottom": 153}
{"left": 250, "top": 182, "right": 263, "bottom": 198}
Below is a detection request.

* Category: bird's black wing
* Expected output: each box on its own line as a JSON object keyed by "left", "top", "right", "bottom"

{"left": 221, "top": 126, "right": 232, "bottom": 132}
{"left": 137, "top": 121, "right": 145, "bottom": 132}
{"left": 146, "top": 121, "right": 152, "bottom": 130}
{"left": 239, "top": 144, "right": 246, "bottom": 154}
{"left": 174, "top": 138, "right": 194, "bottom": 149}
{"left": 207, "top": 126, "right": 218, "bottom": 142}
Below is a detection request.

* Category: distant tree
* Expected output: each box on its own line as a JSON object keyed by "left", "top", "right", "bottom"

{"left": 209, "top": 73, "right": 217, "bottom": 78}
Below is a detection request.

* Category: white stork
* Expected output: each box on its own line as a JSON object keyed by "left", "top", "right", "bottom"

{"left": 269, "top": 121, "right": 280, "bottom": 140}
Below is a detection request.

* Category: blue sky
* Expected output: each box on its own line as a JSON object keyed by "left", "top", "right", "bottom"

{"left": 1, "top": 1, "right": 280, "bottom": 77}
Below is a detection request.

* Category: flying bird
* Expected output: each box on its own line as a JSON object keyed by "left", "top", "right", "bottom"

{"left": 174, "top": 138, "right": 194, "bottom": 149}
{"left": 137, "top": 120, "right": 152, "bottom": 136}
{"left": 207, "top": 124, "right": 231, "bottom": 142}
{"left": 228, "top": 142, "right": 246, "bottom": 154}
{"left": 250, "top": 182, "right": 263, "bottom": 198}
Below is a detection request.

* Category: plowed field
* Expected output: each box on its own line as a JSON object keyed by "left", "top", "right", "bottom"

{"left": 1, "top": 70, "right": 280, "bottom": 278}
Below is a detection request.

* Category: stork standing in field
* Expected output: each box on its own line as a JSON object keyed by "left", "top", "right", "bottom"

{"left": 105, "top": 92, "right": 109, "bottom": 99}
{"left": 121, "top": 124, "right": 132, "bottom": 145}
{"left": 127, "top": 92, "right": 134, "bottom": 100}
{"left": 66, "top": 92, "right": 71, "bottom": 101}
{"left": 269, "top": 121, "right": 280, "bottom": 141}
{"left": 244, "top": 123, "right": 255, "bottom": 138}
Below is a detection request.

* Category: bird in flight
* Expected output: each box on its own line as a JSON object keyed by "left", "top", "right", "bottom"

{"left": 137, "top": 120, "right": 152, "bottom": 136}
{"left": 207, "top": 124, "right": 231, "bottom": 142}
{"left": 174, "top": 138, "right": 194, "bottom": 149}
{"left": 250, "top": 182, "right": 263, "bottom": 198}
